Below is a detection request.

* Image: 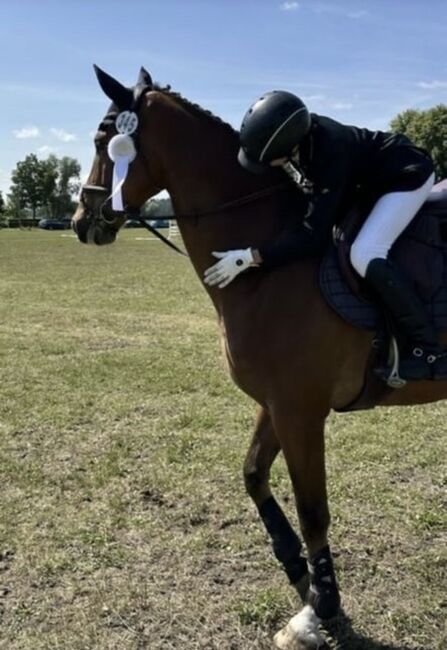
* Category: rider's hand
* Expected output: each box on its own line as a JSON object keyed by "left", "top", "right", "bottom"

{"left": 204, "top": 248, "right": 256, "bottom": 288}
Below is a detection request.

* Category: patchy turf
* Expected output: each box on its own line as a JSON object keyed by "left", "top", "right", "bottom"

{"left": 0, "top": 229, "right": 445, "bottom": 650}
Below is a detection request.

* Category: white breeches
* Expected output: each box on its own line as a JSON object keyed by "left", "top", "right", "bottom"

{"left": 350, "top": 173, "right": 435, "bottom": 277}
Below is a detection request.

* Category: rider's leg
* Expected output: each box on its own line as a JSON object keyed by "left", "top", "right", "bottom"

{"left": 350, "top": 172, "right": 447, "bottom": 380}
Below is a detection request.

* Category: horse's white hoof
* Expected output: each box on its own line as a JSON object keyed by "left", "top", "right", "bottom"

{"left": 274, "top": 626, "right": 307, "bottom": 649}
{"left": 273, "top": 605, "right": 324, "bottom": 649}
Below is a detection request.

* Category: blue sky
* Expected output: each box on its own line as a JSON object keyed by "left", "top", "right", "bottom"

{"left": 1, "top": 0, "right": 446, "bottom": 196}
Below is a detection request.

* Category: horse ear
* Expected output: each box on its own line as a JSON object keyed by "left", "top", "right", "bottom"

{"left": 93, "top": 64, "right": 133, "bottom": 110}
{"left": 137, "top": 66, "right": 153, "bottom": 88}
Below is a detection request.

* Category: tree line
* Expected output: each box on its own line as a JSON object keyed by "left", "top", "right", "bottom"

{"left": 0, "top": 105, "right": 446, "bottom": 227}
{"left": 0, "top": 153, "right": 81, "bottom": 226}
{"left": 390, "top": 105, "right": 447, "bottom": 179}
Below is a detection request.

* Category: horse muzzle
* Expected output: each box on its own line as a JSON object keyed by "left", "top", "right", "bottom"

{"left": 72, "top": 185, "right": 121, "bottom": 246}
{"left": 72, "top": 214, "right": 118, "bottom": 246}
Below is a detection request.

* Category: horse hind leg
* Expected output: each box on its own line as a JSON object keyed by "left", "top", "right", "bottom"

{"left": 243, "top": 406, "right": 309, "bottom": 600}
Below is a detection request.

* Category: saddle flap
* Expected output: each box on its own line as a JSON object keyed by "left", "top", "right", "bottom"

{"left": 336, "top": 202, "right": 445, "bottom": 301}
{"left": 393, "top": 235, "right": 443, "bottom": 298}
{"left": 321, "top": 200, "right": 447, "bottom": 332}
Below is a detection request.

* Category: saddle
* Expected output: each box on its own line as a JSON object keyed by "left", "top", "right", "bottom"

{"left": 320, "top": 181, "right": 447, "bottom": 411}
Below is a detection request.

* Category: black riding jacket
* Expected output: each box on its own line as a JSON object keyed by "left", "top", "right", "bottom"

{"left": 259, "top": 114, "right": 434, "bottom": 269}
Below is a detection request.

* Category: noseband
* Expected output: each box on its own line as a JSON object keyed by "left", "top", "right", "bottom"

{"left": 80, "top": 184, "right": 116, "bottom": 225}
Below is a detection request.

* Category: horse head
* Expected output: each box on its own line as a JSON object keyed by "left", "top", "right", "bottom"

{"left": 72, "top": 65, "right": 301, "bottom": 284}
{"left": 72, "top": 65, "right": 167, "bottom": 245}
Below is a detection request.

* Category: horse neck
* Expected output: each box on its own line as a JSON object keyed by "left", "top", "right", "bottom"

{"left": 159, "top": 100, "right": 249, "bottom": 213}
{"left": 146, "top": 95, "right": 285, "bottom": 280}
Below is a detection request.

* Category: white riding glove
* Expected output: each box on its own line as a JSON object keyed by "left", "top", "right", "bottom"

{"left": 204, "top": 248, "right": 255, "bottom": 288}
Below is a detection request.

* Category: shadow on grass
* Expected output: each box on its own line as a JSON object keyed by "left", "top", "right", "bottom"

{"left": 323, "top": 610, "right": 415, "bottom": 650}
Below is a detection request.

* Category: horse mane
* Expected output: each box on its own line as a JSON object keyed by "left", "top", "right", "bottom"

{"left": 149, "top": 82, "right": 304, "bottom": 216}
{"left": 152, "top": 82, "right": 238, "bottom": 138}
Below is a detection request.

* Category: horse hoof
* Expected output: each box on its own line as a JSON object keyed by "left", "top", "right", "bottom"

{"left": 273, "top": 605, "right": 324, "bottom": 650}
{"left": 274, "top": 627, "right": 309, "bottom": 649}
{"left": 274, "top": 628, "right": 318, "bottom": 650}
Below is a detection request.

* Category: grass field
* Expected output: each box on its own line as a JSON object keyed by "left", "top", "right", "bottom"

{"left": 0, "top": 229, "right": 445, "bottom": 650}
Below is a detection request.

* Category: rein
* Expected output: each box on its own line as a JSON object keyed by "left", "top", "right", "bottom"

{"left": 149, "top": 182, "right": 289, "bottom": 221}
{"left": 132, "top": 218, "right": 188, "bottom": 256}
{"left": 124, "top": 181, "right": 290, "bottom": 257}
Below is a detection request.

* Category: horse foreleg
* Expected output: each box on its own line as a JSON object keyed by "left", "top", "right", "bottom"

{"left": 271, "top": 408, "right": 340, "bottom": 649}
{"left": 243, "top": 406, "right": 309, "bottom": 599}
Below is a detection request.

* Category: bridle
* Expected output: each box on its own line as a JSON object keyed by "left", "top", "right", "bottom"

{"left": 81, "top": 181, "right": 290, "bottom": 256}
{"left": 80, "top": 100, "right": 291, "bottom": 256}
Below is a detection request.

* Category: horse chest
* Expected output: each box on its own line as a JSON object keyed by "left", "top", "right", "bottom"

{"left": 220, "top": 324, "right": 269, "bottom": 400}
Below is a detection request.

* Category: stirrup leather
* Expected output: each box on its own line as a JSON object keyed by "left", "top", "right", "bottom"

{"left": 385, "top": 337, "right": 407, "bottom": 389}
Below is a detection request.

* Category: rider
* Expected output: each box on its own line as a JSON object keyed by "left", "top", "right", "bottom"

{"left": 204, "top": 90, "right": 447, "bottom": 381}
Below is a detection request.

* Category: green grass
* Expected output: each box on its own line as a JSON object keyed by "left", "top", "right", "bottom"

{"left": 0, "top": 229, "right": 445, "bottom": 650}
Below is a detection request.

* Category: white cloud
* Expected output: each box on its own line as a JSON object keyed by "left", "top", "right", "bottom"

{"left": 37, "top": 145, "right": 55, "bottom": 154}
{"left": 331, "top": 101, "right": 353, "bottom": 110}
{"left": 417, "top": 80, "right": 447, "bottom": 90}
{"left": 302, "top": 94, "right": 326, "bottom": 103}
{"left": 13, "top": 126, "right": 40, "bottom": 139}
{"left": 280, "top": 1, "right": 299, "bottom": 10}
{"left": 50, "top": 128, "right": 77, "bottom": 142}
{"left": 312, "top": 3, "right": 369, "bottom": 19}
{"left": 346, "top": 10, "right": 368, "bottom": 19}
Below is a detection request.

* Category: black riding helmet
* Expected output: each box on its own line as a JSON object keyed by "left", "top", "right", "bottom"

{"left": 238, "top": 91, "right": 311, "bottom": 173}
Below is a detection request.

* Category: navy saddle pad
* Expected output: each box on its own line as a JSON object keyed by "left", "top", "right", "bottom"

{"left": 319, "top": 191, "right": 447, "bottom": 332}
{"left": 319, "top": 247, "right": 447, "bottom": 332}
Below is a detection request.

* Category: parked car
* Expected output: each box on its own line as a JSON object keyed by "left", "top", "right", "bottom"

{"left": 124, "top": 219, "right": 144, "bottom": 228}
{"left": 38, "top": 219, "right": 69, "bottom": 230}
{"left": 124, "top": 219, "right": 170, "bottom": 229}
{"left": 149, "top": 219, "right": 170, "bottom": 228}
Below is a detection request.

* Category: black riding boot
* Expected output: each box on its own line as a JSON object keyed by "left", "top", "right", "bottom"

{"left": 365, "top": 258, "right": 447, "bottom": 381}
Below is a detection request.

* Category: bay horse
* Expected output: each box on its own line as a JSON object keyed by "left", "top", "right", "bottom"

{"left": 72, "top": 66, "right": 446, "bottom": 649}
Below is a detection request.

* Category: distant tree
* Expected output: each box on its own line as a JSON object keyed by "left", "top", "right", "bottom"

{"left": 9, "top": 153, "right": 81, "bottom": 224}
{"left": 142, "top": 197, "right": 173, "bottom": 217}
{"left": 0, "top": 191, "right": 6, "bottom": 226}
{"left": 5, "top": 186, "right": 30, "bottom": 228}
{"left": 390, "top": 104, "right": 447, "bottom": 179}
{"left": 10, "top": 154, "right": 57, "bottom": 224}
{"left": 47, "top": 155, "right": 81, "bottom": 218}
{"left": 6, "top": 187, "right": 21, "bottom": 219}
{"left": 41, "top": 155, "right": 58, "bottom": 215}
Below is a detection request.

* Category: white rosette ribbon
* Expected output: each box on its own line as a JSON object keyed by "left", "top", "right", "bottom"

{"left": 107, "top": 133, "right": 137, "bottom": 212}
